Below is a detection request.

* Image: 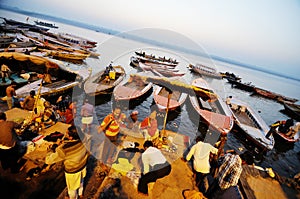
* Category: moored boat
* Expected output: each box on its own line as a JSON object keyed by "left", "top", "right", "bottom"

{"left": 34, "top": 20, "right": 58, "bottom": 28}
{"left": 153, "top": 79, "right": 188, "bottom": 111}
{"left": 113, "top": 74, "right": 153, "bottom": 101}
{"left": 84, "top": 65, "right": 126, "bottom": 96}
{"left": 282, "top": 102, "right": 300, "bottom": 121}
{"left": 229, "top": 97, "right": 275, "bottom": 151}
{"left": 253, "top": 87, "right": 298, "bottom": 104}
{"left": 227, "top": 78, "right": 255, "bottom": 92}
{"left": 139, "top": 62, "right": 185, "bottom": 77}
{"left": 189, "top": 78, "right": 234, "bottom": 135}
{"left": 0, "top": 52, "right": 89, "bottom": 98}
{"left": 273, "top": 128, "right": 299, "bottom": 144}
{"left": 188, "top": 63, "right": 222, "bottom": 79}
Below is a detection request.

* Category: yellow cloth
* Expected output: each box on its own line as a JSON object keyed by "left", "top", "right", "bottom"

{"left": 65, "top": 167, "right": 87, "bottom": 191}
{"left": 111, "top": 158, "right": 134, "bottom": 176}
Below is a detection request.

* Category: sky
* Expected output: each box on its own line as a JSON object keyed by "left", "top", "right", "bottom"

{"left": 1, "top": 0, "right": 300, "bottom": 79}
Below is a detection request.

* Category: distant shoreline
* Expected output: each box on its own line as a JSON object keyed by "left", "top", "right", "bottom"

{"left": 1, "top": 6, "right": 299, "bottom": 82}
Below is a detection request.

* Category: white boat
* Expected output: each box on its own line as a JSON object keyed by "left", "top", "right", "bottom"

{"left": 229, "top": 97, "right": 275, "bottom": 151}
{"left": 189, "top": 63, "right": 222, "bottom": 79}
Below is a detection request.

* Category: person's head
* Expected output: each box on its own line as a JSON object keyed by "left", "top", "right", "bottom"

{"left": 143, "top": 140, "right": 153, "bottom": 149}
{"left": 30, "top": 90, "right": 35, "bottom": 97}
{"left": 113, "top": 107, "right": 121, "bottom": 118}
{"left": 0, "top": 112, "right": 7, "bottom": 121}
{"left": 67, "top": 126, "right": 80, "bottom": 140}
{"left": 44, "top": 101, "right": 51, "bottom": 108}
{"left": 195, "top": 135, "right": 204, "bottom": 142}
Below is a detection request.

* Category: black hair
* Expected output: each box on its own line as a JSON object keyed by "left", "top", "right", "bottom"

{"left": 143, "top": 140, "right": 153, "bottom": 148}
{"left": 196, "top": 136, "right": 204, "bottom": 142}
{"left": 0, "top": 112, "right": 6, "bottom": 120}
{"left": 30, "top": 90, "right": 35, "bottom": 96}
{"left": 67, "top": 126, "right": 80, "bottom": 140}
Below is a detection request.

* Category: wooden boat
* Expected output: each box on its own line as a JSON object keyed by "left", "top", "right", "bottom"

{"left": 84, "top": 65, "right": 126, "bottom": 96}
{"left": 0, "top": 46, "right": 37, "bottom": 53}
{"left": 137, "top": 56, "right": 178, "bottom": 67}
{"left": 113, "top": 74, "right": 153, "bottom": 101}
{"left": 1, "top": 17, "right": 49, "bottom": 32}
{"left": 153, "top": 79, "right": 188, "bottom": 111}
{"left": 57, "top": 33, "right": 97, "bottom": 49}
{"left": 273, "top": 128, "right": 300, "bottom": 144}
{"left": 135, "top": 51, "right": 179, "bottom": 64}
{"left": 34, "top": 20, "right": 58, "bottom": 28}
{"left": 188, "top": 63, "right": 222, "bottom": 79}
{"left": 220, "top": 71, "right": 241, "bottom": 81}
{"left": 48, "top": 50, "right": 90, "bottom": 61}
{"left": 189, "top": 78, "right": 234, "bottom": 135}
{"left": 253, "top": 87, "right": 298, "bottom": 104}
{"left": 227, "top": 78, "right": 255, "bottom": 92}
{"left": 139, "top": 62, "right": 185, "bottom": 77}
{"left": 0, "top": 35, "right": 16, "bottom": 43}
{"left": 282, "top": 102, "right": 300, "bottom": 121}
{"left": 229, "top": 97, "right": 274, "bottom": 151}
{"left": 0, "top": 52, "right": 90, "bottom": 98}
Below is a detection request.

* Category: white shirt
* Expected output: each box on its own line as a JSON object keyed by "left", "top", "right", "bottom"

{"left": 186, "top": 141, "right": 218, "bottom": 173}
{"left": 142, "top": 146, "right": 167, "bottom": 174}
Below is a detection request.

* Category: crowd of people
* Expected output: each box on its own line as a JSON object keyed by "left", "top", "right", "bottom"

{"left": 1, "top": 87, "right": 299, "bottom": 199}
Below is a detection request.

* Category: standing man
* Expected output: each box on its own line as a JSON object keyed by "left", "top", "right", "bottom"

{"left": 1, "top": 63, "right": 12, "bottom": 83}
{"left": 45, "top": 126, "right": 89, "bottom": 199}
{"left": 138, "top": 140, "right": 171, "bottom": 195}
{"left": 185, "top": 136, "right": 218, "bottom": 194}
{"left": 6, "top": 81, "right": 17, "bottom": 110}
{"left": 98, "top": 107, "right": 122, "bottom": 164}
{"left": 80, "top": 98, "right": 95, "bottom": 134}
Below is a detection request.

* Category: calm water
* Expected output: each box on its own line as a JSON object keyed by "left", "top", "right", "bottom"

{"left": 2, "top": 10, "right": 300, "bottom": 179}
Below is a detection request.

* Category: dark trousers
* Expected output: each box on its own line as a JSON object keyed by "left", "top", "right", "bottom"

{"left": 0, "top": 144, "right": 21, "bottom": 173}
{"left": 102, "top": 135, "right": 118, "bottom": 164}
{"left": 138, "top": 163, "right": 171, "bottom": 194}
{"left": 196, "top": 172, "right": 209, "bottom": 194}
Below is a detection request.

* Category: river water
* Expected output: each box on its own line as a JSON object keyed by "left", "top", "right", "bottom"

{"left": 1, "top": 9, "right": 300, "bottom": 180}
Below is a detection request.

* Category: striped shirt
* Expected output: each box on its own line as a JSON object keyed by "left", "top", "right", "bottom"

{"left": 218, "top": 153, "right": 242, "bottom": 190}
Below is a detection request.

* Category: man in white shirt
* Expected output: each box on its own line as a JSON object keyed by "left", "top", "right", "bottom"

{"left": 185, "top": 136, "right": 218, "bottom": 194}
{"left": 138, "top": 140, "right": 171, "bottom": 195}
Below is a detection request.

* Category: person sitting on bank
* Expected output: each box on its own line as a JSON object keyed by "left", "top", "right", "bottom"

{"left": 22, "top": 90, "right": 36, "bottom": 111}
{"left": 138, "top": 140, "right": 171, "bottom": 195}
{"left": 0, "top": 112, "right": 24, "bottom": 173}
{"left": 139, "top": 110, "right": 159, "bottom": 141}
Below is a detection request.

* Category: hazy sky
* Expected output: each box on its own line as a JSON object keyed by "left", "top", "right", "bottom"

{"left": 1, "top": 0, "right": 300, "bottom": 79}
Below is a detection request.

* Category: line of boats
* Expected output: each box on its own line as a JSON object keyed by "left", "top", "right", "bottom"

{"left": 0, "top": 17, "right": 100, "bottom": 63}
